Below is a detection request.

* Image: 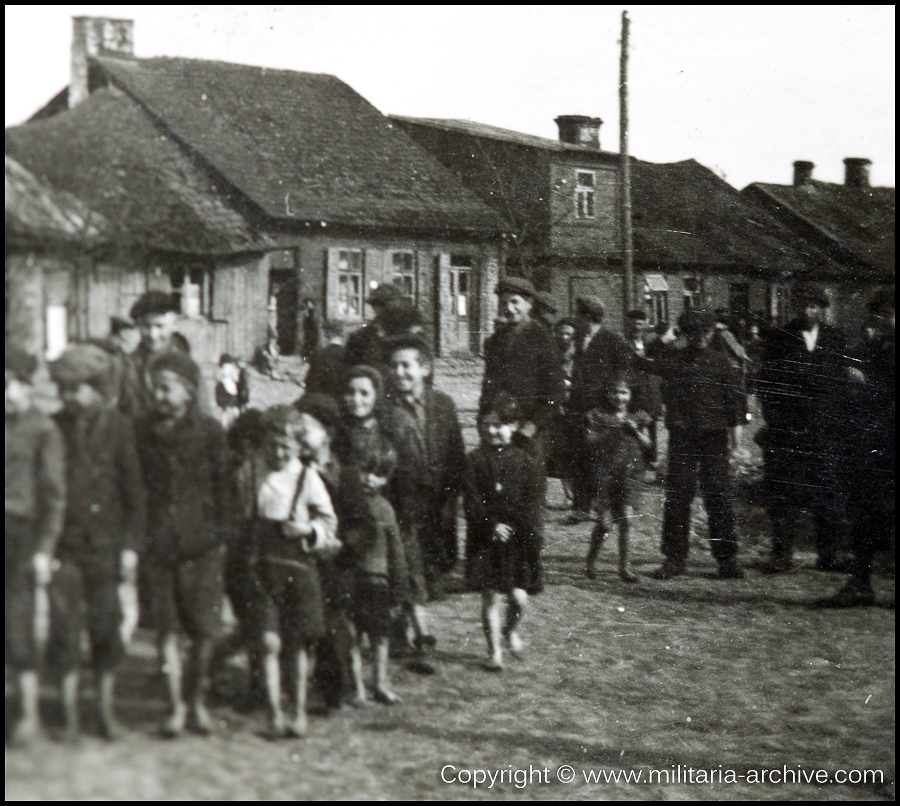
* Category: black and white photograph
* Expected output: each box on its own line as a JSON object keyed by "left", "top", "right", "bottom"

{"left": 5, "top": 5, "right": 894, "bottom": 800}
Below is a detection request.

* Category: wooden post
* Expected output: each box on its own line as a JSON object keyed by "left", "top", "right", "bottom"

{"left": 619, "top": 10, "right": 634, "bottom": 314}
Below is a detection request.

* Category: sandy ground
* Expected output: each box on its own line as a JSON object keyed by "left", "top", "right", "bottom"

{"left": 6, "top": 357, "right": 894, "bottom": 800}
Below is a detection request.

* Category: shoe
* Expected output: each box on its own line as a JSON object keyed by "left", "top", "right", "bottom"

{"left": 810, "top": 584, "right": 876, "bottom": 609}
{"left": 649, "top": 560, "right": 685, "bottom": 580}
{"left": 759, "top": 557, "right": 793, "bottom": 575}
{"left": 717, "top": 561, "right": 745, "bottom": 580}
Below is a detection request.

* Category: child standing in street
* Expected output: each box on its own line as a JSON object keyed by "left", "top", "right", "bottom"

{"left": 134, "top": 352, "right": 233, "bottom": 737}
{"left": 48, "top": 344, "right": 147, "bottom": 740}
{"left": 252, "top": 406, "right": 339, "bottom": 737}
{"left": 583, "top": 373, "right": 652, "bottom": 583}
{"left": 464, "top": 394, "right": 544, "bottom": 672}
{"left": 5, "top": 347, "right": 67, "bottom": 745}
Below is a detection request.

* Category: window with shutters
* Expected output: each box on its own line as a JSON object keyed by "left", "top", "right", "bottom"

{"left": 575, "top": 170, "right": 596, "bottom": 219}
{"left": 391, "top": 251, "right": 416, "bottom": 304}
{"left": 336, "top": 249, "right": 364, "bottom": 319}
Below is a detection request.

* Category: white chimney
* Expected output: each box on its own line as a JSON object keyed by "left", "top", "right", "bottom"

{"left": 70, "top": 17, "right": 134, "bottom": 108}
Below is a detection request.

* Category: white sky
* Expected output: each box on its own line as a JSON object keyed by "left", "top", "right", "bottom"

{"left": 5, "top": 5, "right": 895, "bottom": 189}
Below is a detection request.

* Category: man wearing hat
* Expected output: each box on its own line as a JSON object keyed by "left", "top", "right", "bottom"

{"left": 343, "top": 283, "right": 406, "bottom": 372}
{"left": 815, "top": 291, "right": 894, "bottom": 606}
{"left": 480, "top": 277, "right": 565, "bottom": 478}
{"left": 756, "top": 284, "right": 850, "bottom": 573}
{"left": 128, "top": 291, "right": 194, "bottom": 416}
{"left": 533, "top": 291, "right": 558, "bottom": 331}
{"left": 650, "top": 310, "right": 745, "bottom": 579}
{"left": 48, "top": 343, "right": 146, "bottom": 739}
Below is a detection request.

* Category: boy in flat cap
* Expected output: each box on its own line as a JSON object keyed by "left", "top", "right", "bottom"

{"left": 648, "top": 310, "right": 745, "bottom": 580}
{"left": 48, "top": 344, "right": 146, "bottom": 739}
{"left": 134, "top": 351, "right": 233, "bottom": 736}
{"left": 755, "top": 284, "right": 850, "bottom": 573}
{"left": 6, "top": 347, "right": 67, "bottom": 745}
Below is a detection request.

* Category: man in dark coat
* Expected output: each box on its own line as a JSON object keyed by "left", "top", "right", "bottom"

{"left": 343, "top": 284, "right": 406, "bottom": 372}
{"left": 755, "top": 284, "right": 850, "bottom": 573}
{"left": 303, "top": 322, "right": 347, "bottom": 398}
{"left": 649, "top": 310, "right": 745, "bottom": 580}
{"left": 480, "top": 277, "right": 565, "bottom": 478}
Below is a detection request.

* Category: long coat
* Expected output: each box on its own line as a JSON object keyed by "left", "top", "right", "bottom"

{"left": 54, "top": 406, "right": 146, "bottom": 561}
{"left": 134, "top": 408, "right": 233, "bottom": 561}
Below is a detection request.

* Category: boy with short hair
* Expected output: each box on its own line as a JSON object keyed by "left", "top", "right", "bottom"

{"left": 134, "top": 351, "right": 233, "bottom": 737}
{"left": 5, "top": 347, "right": 67, "bottom": 745}
{"left": 464, "top": 394, "right": 544, "bottom": 672}
{"left": 48, "top": 344, "right": 146, "bottom": 740}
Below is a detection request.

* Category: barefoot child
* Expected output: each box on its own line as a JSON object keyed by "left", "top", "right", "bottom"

{"left": 463, "top": 394, "right": 544, "bottom": 671}
{"left": 134, "top": 352, "right": 233, "bottom": 737}
{"left": 48, "top": 344, "right": 146, "bottom": 740}
{"left": 583, "top": 373, "right": 653, "bottom": 583}
{"left": 252, "top": 406, "right": 339, "bottom": 737}
{"left": 5, "top": 347, "right": 66, "bottom": 745}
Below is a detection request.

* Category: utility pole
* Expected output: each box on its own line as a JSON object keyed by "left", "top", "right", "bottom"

{"left": 619, "top": 9, "right": 634, "bottom": 314}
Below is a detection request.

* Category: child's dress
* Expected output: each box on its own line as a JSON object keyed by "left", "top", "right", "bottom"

{"left": 463, "top": 444, "right": 544, "bottom": 595}
{"left": 584, "top": 409, "right": 652, "bottom": 513}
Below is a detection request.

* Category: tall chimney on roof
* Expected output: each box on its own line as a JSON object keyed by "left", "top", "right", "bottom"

{"left": 555, "top": 115, "right": 603, "bottom": 149}
{"left": 793, "top": 160, "right": 814, "bottom": 186}
{"left": 843, "top": 158, "right": 871, "bottom": 188}
{"left": 70, "top": 17, "right": 134, "bottom": 108}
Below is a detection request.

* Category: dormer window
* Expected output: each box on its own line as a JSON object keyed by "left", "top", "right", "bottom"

{"left": 575, "top": 170, "right": 596, "bottom": 219}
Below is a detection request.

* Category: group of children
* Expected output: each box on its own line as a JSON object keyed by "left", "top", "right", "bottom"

{"left": 5, "top": 326, "right": 567, "bottom": 744}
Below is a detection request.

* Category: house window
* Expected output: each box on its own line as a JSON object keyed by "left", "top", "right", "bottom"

{"left": 170, "top": 266, "right": 212, "bottom": 318}
{"left": 337, "top": 249, "right": 364, "bottom": 319}
{"left": 575, "top": 170, "right": 596, "bottom": 219}
{"left": 729, "top": 282, "right": 750, "bottom": 314}
{"left": 450, "top": 255, "right": 473, "bottom": 318}
{"left": 644, "top": 274, "right": 670, "bottom": 325}
{"left": 391, "top": 252, "right": 416, "bottom": 304}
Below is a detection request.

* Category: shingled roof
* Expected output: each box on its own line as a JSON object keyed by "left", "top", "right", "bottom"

{"left": 631, "top": 160, "right": 839, "bottom": 274}
{"left": 743, "top": 180, "right": 894, "bottom": 280}
{"left": 6, "top": 90, "right": 267, "bottom": 254}
{"left": 89, "top": 56, "right": 501, "bottom": 234}
{"left": 6, "top": 155, "right": 107, "bottom": 244}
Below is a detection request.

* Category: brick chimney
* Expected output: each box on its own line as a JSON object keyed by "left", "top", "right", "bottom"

{"left": 793, "top": 160, "right": 814, "bottom": 186}
{"left": 843, "top": 158, "right": 871, "bottom": 188}
{"left": 555, "top": 115, "right": 603, "bottom": 149}
{"left": 70, "top": 17, "right": 134, "bottom": 108}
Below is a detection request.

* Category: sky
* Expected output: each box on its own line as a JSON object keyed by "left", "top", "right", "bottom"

{"left": 4, "top": 5, "right": 895, "bottom": 189}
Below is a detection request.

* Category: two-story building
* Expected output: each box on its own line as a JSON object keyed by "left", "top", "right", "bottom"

{"left": 394, "top": 115, "right": 833, "bottom": 332}
{"left": 6, "top": 17, "right": 504, "bottom": 362}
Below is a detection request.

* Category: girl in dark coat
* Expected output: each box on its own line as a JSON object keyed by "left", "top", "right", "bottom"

{"left": 464, "top": 394, "right": 543, "bottom": 672}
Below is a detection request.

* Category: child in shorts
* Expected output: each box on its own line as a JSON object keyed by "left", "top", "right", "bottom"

{"left": 134, "top": 351, "right": 233, "bottom": 737}
{"left": 463, "top": 393, "right": 544, "bottom": 672}
{"left": 583, "top": 373, "right": 653, "bottom": 583}
{"left": 252, "top": 405, "right": 339, "bottom": 737}
{"left": 5, "top": 347, "right": 66, "bottom": 745}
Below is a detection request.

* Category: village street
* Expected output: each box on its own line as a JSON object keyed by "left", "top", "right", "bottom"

{"left": 6, "top": 358, "right": 895, "bottom": 801}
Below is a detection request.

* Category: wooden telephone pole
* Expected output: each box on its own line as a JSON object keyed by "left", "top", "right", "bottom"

{"left": 619, "top": 10, "right": 634, "bottom": 314}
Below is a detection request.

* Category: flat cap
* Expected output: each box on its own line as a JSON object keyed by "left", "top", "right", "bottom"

{"left": 147, "top": 351, "right": 202, "bottom": 392}
{"left": 575, "top": 295, "right": 606, "bottom": 322}
{"left": 49, "top": 343, "right": 112, "bottom": 388}
{"left": 495, "top": 277, "right": 536, "bottom": 299}
{"left": 677, "top": 309, "right": 717, "bottom": 335}
{"left": 367, "top": 284, "right": 403, "bottom": 307}
{"left": 5, "top": 345, "right": 38, "bottom": 382}
{"left": 534, "top": 291, "right": 558, "bottom": 314}
{"left": 129, "top": 291, "right": 178, "bottom": 320}
{"left": 792, "top": 283, "right": 829, "bottom": 307}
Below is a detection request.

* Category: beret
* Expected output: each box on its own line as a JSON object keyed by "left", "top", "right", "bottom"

{"left": 534, "top": 291, "right": 558, "bottom": 314}
{"left": 294, "top": 392, "right": 342, "bottom": 432}
{"left": 791, "top": 283, "right": 829, "bottom": 307}
{"left": 49, "top": 343, "right": 112, "bottom": 387}
{"left": 367, "top": 284, "right": 404, "bottom": 307}
{"left": 5, "top": 345, "right": 38, "bottom": 382}
{"left": 575, "top": 295, "right": 606, "bottom": 322}
{"left": 147, "top": 350, "right": 202, "bottom": 392}
{"left": 129, "top": 291, "right": 178, "bottom": 320}
{"left": 495, "top": 276, "right": 536, "bottom": 299}
{"left": 677, "top": 309, "right": 717, "bottom": 335}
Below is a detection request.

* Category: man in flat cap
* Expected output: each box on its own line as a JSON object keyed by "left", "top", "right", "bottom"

{"left": 343, "top": 283, "right": 407, "bottom": 374}
{"left": 533, "top": 291, "right": 558, "bottom": 331}
{"left": 480, "top": 277, "right": 565, "bottom": 482}
{"left": 48, "top": 344, "right": 146, "bottom": 739}
{"left": 756, "top": 284, "right": 851, "bottom": 573}
{"left": 649, "top": 310, "right": 745, "bottom": 579}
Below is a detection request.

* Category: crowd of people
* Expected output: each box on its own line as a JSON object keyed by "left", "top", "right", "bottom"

{"left": 5, "top": 278, "right": 894, "bottom": 746}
